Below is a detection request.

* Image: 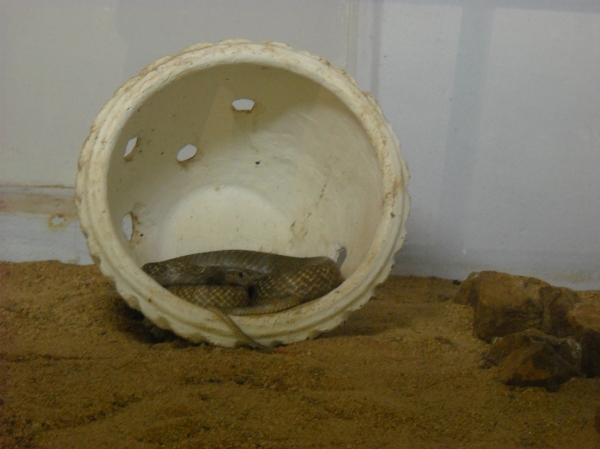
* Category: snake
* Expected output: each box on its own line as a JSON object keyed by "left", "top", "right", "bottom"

{"left": 142, "top": 250, "right": 344, "bottom": 351}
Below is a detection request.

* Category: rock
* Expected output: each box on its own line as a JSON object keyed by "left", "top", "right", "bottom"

{"left": 487, "top": 329, "right": 581, "bottom": 367}
{"left": 485, "top": 329, "right": 582, "bottom": 391}
{"left": 541, "top": 285, "right": 581, "bottom": 337}
{"left": 455, "top": 271, "right": 580, "bottom": 342}
{"left": 568, "top": 300, "right": 600, "bottom": 377}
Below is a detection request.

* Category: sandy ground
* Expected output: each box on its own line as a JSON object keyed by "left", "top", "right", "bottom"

{"left": 1, "top": 261, "right": 599, "bottom": 449}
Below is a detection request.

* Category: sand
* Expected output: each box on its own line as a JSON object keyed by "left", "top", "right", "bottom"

{"left": 1, "top": 261, "right": 598, "bottom": 448}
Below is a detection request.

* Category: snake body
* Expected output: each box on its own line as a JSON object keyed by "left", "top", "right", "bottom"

{"left": 142, "top": 250, "right": 344, "bottom": 349}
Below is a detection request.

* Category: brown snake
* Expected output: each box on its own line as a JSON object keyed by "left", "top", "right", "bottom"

{"left": 142, "top": 250, "right": 344, "bottom": 350}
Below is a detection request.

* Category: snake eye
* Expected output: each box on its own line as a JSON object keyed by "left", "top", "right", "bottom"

{"left": 224, "top": 270, "right": 251, "bottom": 287}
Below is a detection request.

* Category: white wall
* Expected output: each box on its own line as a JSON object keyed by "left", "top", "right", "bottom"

{"left": 0, "top": 0, "right": 355, "bottom": 186}
{"left": 1, "top": 0, "right": 599, "bottom": 288}
{"left": 362, "top": 1, "right": 600, "bottom": 288}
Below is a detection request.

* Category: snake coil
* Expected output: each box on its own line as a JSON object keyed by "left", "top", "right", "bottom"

{"left": 142, "top": 250, "right": 344, "bottom": 350}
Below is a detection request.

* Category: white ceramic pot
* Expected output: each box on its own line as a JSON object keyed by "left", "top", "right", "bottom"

{"left": 76, "top": 40, "right": 409, "bottom": 348}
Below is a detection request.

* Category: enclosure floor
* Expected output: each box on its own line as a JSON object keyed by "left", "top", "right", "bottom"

{"left": 1, "top": 261, "right": 598, "bottom": 449}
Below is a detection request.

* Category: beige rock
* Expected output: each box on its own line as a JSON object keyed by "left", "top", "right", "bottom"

{"left": 486, "top": 329, "right": 582, "bottom": 392}
{"left": 455, "top": 271, "right": 580, "bottom": 342}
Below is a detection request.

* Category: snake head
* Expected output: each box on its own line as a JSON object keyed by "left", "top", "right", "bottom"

{"left": 142, "top": 261, "right": 258, "bottom": 289}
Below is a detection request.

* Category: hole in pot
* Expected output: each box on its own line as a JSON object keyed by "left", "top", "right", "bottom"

{"left": 232, "top": 98, "right": 255, "bottom": 112}
{"left": 50, "top": 215, "right": 65, "bottom": 227}
{"left": 122, "top": 213, "right": 133, "bottom": 240}
{"left": 336, "top": 247, "right": 347, "bottom": 267}
{"left": 124, "top": 136, "right": 138, "bottom": 158}
{"left": 177, "top": 144, "right": 197, "bottom": 162}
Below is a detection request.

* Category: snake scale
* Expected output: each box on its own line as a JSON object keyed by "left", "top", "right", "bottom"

{"left": 142, "top": 250, "right": 344, "bottom": 350}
